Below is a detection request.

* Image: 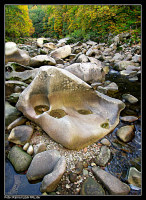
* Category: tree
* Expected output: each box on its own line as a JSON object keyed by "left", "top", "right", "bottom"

{"left": 5, "top": 5, "right": 35, "bottom": 39}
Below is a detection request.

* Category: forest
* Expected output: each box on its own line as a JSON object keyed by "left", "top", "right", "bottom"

{"left": 5, "top": 5, "right": 141, "bottom": 43}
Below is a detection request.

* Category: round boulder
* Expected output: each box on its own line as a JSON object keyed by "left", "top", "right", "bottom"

{"left": 26, "top": 150, "right": 61, "bottom": 181}
{"left": 116, "top": 125, "right": 135, "bottom": 143}
{"left": 8, "top": 125, "right": 34, "bottom": 145}
{"left": 8, "top": 145, "right": 32, "bottom": 173}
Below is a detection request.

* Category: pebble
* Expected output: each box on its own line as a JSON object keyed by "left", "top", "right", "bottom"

{"left": 66, "top": 184, "right": 71, "bottom": 189}
{"left": 83, "top": 169, "right": 88, "bottom": 176}
{"left": 122, "top": 94, "right": 138, "bottom": 104}
{"left": 100, "top": 138, "right": 111, "bottom": 146}
{"left": 69, "top": 172, "right": 77, "bottom": 183}
{"left": 75, "top": 162, "right": 83, "bottom": 175}
{"left": 120, "top": 116, "right": 138, "bottom": 122}
{"left": 82, "top": 161, "right": 88, "bottom": 168}
{"left": 83, "top": 147, "right": 87, "bottom": 153}
{"left": 27, "top": 145, "right": 34, "bottom": 155}
{"left": 23, "top": 142, "right": 29, "bottom": 151}
{"left": 91, "top": 162, "right": 96, "bottom": 167}
{"left": 7, "top": 116, "right": 27, "bottom": 131}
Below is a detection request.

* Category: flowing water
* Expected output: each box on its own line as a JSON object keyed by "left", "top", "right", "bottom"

{"left": 105, "top": 71, "right": 141, "bottom": 195}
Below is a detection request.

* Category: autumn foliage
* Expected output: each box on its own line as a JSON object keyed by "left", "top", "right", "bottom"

{"left": 5, "top": 5, "right": 141, "bottom": 43}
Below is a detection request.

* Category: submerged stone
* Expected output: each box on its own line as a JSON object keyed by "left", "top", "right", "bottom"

{"left": 122, "top": 94, "right": 138, "bottom": 104}
{"left": 94, "top": 145, "right": 111, "bottom": 166}
{"left": 128, "top": 167, "right": 141, "bottom": 188}
{"left": 16, "top": 66, "right": 125, "bottom": 150}
{"left": 80, "top": 177, "right": 105, "bottom": 195}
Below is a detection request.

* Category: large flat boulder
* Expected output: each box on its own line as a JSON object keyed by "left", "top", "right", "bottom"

{"left": 16, "top": 66, "right": 125, "bottom": 150}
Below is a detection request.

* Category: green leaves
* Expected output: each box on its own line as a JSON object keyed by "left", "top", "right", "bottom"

{"left": 5, "top": 5, "right": 34, "bottom": 39}
{"left": 5, "top": 5, "right": 141, "bottom": 43}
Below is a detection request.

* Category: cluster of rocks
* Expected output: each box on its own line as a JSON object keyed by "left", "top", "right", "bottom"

{"left": 5, "top": 33, "right": 141, "bottom": 195}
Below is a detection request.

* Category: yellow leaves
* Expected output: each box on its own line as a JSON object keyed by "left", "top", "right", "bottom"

{"left": 5, "top": 5, "right": 35, "bottom": 37}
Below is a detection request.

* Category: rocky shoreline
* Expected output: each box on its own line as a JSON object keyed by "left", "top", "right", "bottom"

{"left": 5, "top": 33, "right": 141, "bottom": 196}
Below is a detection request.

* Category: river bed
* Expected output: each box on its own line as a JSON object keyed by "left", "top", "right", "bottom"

{"left": 5, "top": 67, "right": 141, "bottom": 196}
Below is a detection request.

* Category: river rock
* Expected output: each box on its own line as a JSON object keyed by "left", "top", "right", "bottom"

{"left": 5, "top": 81, "right": 28, "bottom": 97}
{"left": 86, "top": 40, "right": 97, "bottom": 46}
{"left": 16, "top": 66, "right": 125, "bottom": 150}
{"left": 65, "top": 62, "right": 105, "bottom": 83}
{"left": 5, "top": 101, "right": 21, "bottom": 127}
{"left": 36, "top": 38, "right": 45, "bottom": 48}
{"left": 26, "top": 150, "right": 61, "bottom": 181}
{"left": 29, "top": 55, "right": 56, "bottom": 67}
{"left": 103, "top": 47, "right": 112, "bottom": 56}
{"left": 5, "top": 42, "right": 17, "bottom": 55}
{"left": 92, "top": 166, "right": 130, "bottom": 195}
{"left": 128, "top": 167, "right": 141, "bottom": 188}
{"left": 43, "top": 42, "right": 56, "bottom": 50}
{"left": 8, "top": 125, "right": 34, "bottom": 145}
{"left": 126, "top": 65, "right": 141, "bottom": 72}
{"left": 33, "top": 143, "right": 46, "bottom": 155}
{"left": 114, "top": 61, "right": 135, "bottom": 71}
{"left": 5, "top": 62, "right": 33, "bottom": 72}
{"left": 75, "top": 161, "right": 84, "bottom": 175}
{"left": 80, "top": 177, "right": 105, "bottom": 195}
{"left": 5, "top": 42, "right": 31, "bottom": 66}
{"left": 40, "top": 47, "right": 50, "bottom": 55}
{"left": 97, "top": 82, "right": 118, "bottom": 95}
{"left": 94, "top": 145, "right": 111, "bottom": 167}
{"left": 14, "top": 86, "right": 22, "bottom": 93}
{"left": 40, "top": 156, "right": 66, "bottom": 193}
{"left": 57, "top": 37, "right": 70, "bottom": 47}
{"left": 100, "top": 138, "right": 111, "bottom": 146}
{"left": 132, "top": 54, "right": 141, "bottom": 63}
{"left": 5, "top": 68, "right": 41, "bottom": 84}
{"left": 7, "top": 116, "right": 27, "bottom": 131}
{"left": 23, "top": 142, "right": 30, "bottom": 151}
{"left": 69, "top": 172, "right": 78, "bottom": 183}
{"left": 75, "top": 54, "right": 89, "bottom": 63}
{"left": 122, "top": 94, "right": 138, "bottom": 104}
{"left": 120, "top": 116, "right": 138, "bottom": 122}
{"left": 116, "top": 125, "right": 135, "bottom": 143}
{"left": 120, "top": 70, "right": 137, "bottom": 77}
{"left": 50, "top": 45, "right": 71, "bottom": 59}
{"left": 86, "top": 47, "right": 100, "bottom": 57}
{"left": 112, "top": 53, "right": 124, "bottom": 61}
{"left": 27, "top": 144, "right": 34, "bottom": 155}
{"left": 8, "top": 145, "right": 32, "bottom": 173}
